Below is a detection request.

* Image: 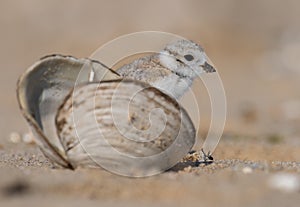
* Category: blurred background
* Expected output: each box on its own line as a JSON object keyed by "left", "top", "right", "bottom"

{"left": 1, "top": 0, "right": 300, "bottom": 151}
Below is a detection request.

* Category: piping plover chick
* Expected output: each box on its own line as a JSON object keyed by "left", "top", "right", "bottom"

{"left": 117, "top": 39, "right": 216, "bottom": 99}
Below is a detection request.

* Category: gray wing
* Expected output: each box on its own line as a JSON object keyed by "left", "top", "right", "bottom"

{"left": 116, "top": 55, "right": 172, "bottom": 84}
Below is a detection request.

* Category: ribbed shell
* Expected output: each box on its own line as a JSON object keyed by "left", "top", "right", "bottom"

{"left": 17, "top": 55, "right": 196, "bottom": 176}
{"left": 56, "top": 80, "right": 195, "bottom": 176}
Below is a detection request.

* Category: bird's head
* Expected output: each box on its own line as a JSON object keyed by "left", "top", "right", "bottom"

{"left": 159, "top": 39, "right": 216, "bottom": 79}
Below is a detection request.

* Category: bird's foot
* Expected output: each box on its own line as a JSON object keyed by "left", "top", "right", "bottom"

{"left": 200, "top": 148, "right": 214, "bottom": 165}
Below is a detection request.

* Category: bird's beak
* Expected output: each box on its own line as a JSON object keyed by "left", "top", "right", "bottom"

{"left": 201, "top": 61, "right": 216, "bottom": 73}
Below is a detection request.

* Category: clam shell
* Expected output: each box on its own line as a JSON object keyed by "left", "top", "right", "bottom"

{"left": 56, "top": 80, "right": 195, "bottom": 175}
{"left": 17, "top": 55, "right": 196, "bottom": 176}
{"left": 17, "top": 55, "right": 119, "bottom": 168}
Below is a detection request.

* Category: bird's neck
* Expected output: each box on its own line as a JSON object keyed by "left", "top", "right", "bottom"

{"left": 153, "top": 52, "right": 195, "bottom": 99}
{"left": 152, "top": 73, "right": 193, "bottom": 99}
{"left": 157, "top": 51, "right": 179, "bottom": 72}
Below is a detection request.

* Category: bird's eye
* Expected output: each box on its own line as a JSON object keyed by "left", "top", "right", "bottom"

{"left": 184, "top": 54, "right": 194, "bottom": 61}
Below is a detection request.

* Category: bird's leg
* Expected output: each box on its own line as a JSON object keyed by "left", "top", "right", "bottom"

{"left": 200, "top": 148, "right": 214, "bottom": 165}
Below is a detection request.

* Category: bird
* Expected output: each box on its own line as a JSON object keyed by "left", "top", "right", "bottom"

{"left": 16, "top": 39, "right": 217, "bottom": 175}
{"left": 116, "top": 39, "right": 216, "bottom": 99}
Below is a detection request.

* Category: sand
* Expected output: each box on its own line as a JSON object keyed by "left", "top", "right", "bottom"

{"left": 1, "top": 140, "right": 300, "bottom": 207}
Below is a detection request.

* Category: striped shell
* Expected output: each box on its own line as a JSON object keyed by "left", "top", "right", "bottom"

{"left": 16, "top": 55, "right": 196, "bottom": 176}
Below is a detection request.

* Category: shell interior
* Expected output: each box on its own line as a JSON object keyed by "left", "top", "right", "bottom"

{"left": 16, "top": 55, "right": 119, "bottom": 167}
